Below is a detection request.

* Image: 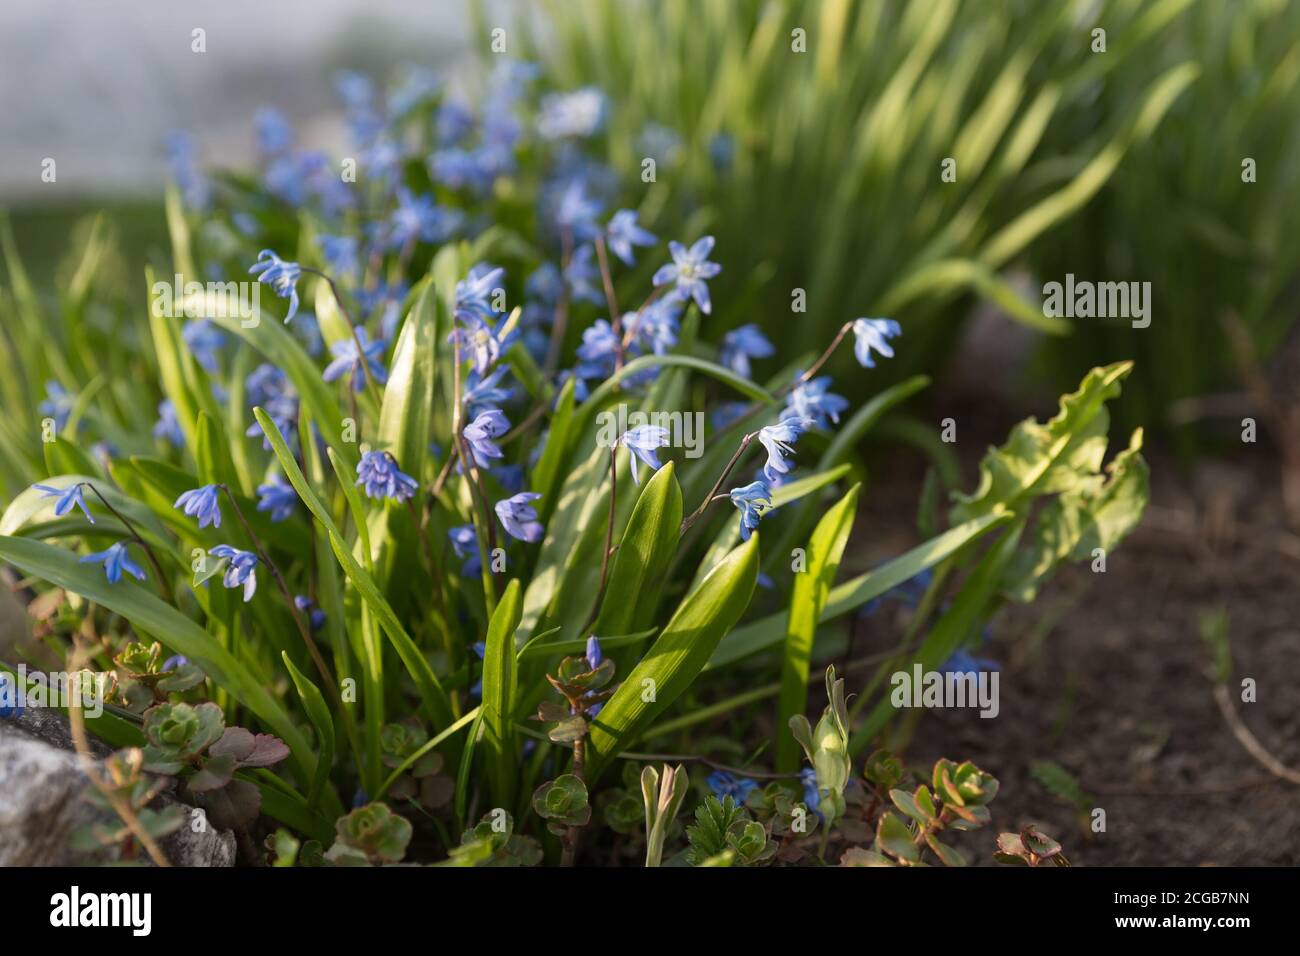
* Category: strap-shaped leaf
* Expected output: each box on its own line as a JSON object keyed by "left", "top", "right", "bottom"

{"left": 281, "top": 652, "right": 341, "bottom": 816}
{"left": 481, "top": 578, "right": 523, "bottom": 808}
{"left": 776, "top": 483, "right": 859, "bottom": 771}
{"left": 254, "top": 406, "right": 452, "bottom": 729}
{"left": 587, "top": 534, "right": 759, "bottom": 780}
{"left": 708, "top": 511, "right": 1011, "bottom": 669}
{"left": 376, "top": 277, "right": 439, "bottom": 484}
{"left": 594, "top": 461, "right": 683, "bottom": 636}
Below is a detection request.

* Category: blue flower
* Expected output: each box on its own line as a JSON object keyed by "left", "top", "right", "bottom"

{"left": 182, "top": 319, "right": 226, "bottom": 374}
{"left": 245, "top": 363, "right": 291, "bottom": 407}
{"left": 585, "top": 635, "right": 603, "bottom": 669}
{"left": 294, "top": 595, "right": 327, "bottom": 631}
{"left": 785, "top": 376, "right": 849, "bottom": 429}
{"left": 493, "top": 464, "right": 525, "bottom": 495}
{"left": 80, "top": 542, "right": 147, "bottom": 585}
{"left": 436, "top": 99, "right": 474, "bottom": 146}
{"left": 564, "top": 244, "right": 604, "bottom": 305}
{"left": 719, "top": 323, "right": 774, "bottom": 379}
{"left": 355, "top": 450, "right": 419, "bottom": 502}
{"left": 317, "top": 234, "right": 360, "bottom": 281}
{"left": 620, "top": 425, "right": 670, "bottom": 485}
{"left": 334, "top": 70, "right": 375, "bottom": 112}
{"left": 430, "top": 148, "right": 494, "bottom": 193}
{"left": 454, "top": 264, "right": 506, "bottom": 324}
{"left": 256, "top": 476, "right": 297, "bottom": 522}
{"left": 537, "top": 87, "right": 606, "bottom": 140}
{"left": 851, "top": 318, "right": 902, "bottom": 368}
{"left": 389, "top": 65, "right": 440, "bottom": 116}
{"left": 630, "top": 296, "right": 681, "bottom": 356}
{"left": 254, "top": 107, "right": 293, "bottom": 156}
{"left": 605, "top": 209, "right": 656, "bottom": 266}
{"left": 448, "top": 524, "right": 481, "bottom": 575}
{"left": 153, "top": 399, "right": 184, "bottom": 447}
{"left": 653, "top": 236, "right": 722, "bottom": 315}
{"left": 323, "top": 328, "right": 389, "bottom": 392}
{"left": 463, "top": 367, "right": 513, "bottom": 417}
{"left": 209, "top": 544, "right": 258, "bottom": 602}
{"left": 451, "top": 316, "right": 504, "bottom": 376}
{"left": 495, "top": 492, "right": 544, "bottom": 543}
{"left": 525, "top": 263, "right": 564, "bottom": 304}
{"left": 174, "top": 484, "right": 222, "bottom": 529}
{"left": 729, "top": 480, "right": 772, "bottom": 541}
{"left": 248, "top": 249, "right": 303, "bottom": 323}
{"left": 757, "top": 416, "right": 813, "bottom": 483}
{"left": 387, "top": 188, "right": 461, "bottom": 250}
{"left": 553, "top": 179, "right": 603, "bottom": 242}
{"left": 706, "top": 770, "right": 758, "bottom": 803}
{"left": 940, "top": 649, "right": 1000, "bottom": 675}
{"left": 0, "top": 672, "right": 24, "bottom": 719}
{"left": 576, "top": 319, "right": 620, "bottom": 379}
{"left": 463, "top": 409, "right": 511, "bottom": 469}
{"left": 165, "top": 131, "right": 209, "bottom": 210}
{"left": 39, "top": 381, "right": 73, "bottom": 431}
{"left": 801, "top": 767, "right": 822, "bottom": 817}
{"left": 32, "top": 483, "right": 93, "bottom": 524}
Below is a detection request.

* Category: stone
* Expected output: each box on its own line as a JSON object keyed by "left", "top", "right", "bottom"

{"left": 0, "top": 709, "right": 235, "bottom": 866}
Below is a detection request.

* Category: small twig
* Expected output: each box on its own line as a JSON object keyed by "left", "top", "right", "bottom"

{"left": 1213, "top": 682, "right": 1300, "bottom": 785}
{"left": 594, "top": 234, "right": 625, "bottom": 373}
{"left": 67, "top": 699, "right": 171, "bottom": 867}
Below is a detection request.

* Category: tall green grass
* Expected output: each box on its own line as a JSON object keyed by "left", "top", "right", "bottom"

{"left": 514, "top": 0, "right": 1199, "bottom": 397}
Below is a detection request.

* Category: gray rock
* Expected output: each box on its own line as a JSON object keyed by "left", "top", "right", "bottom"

{"left": 0, "top": 710, "right": 236, "bottom": 866}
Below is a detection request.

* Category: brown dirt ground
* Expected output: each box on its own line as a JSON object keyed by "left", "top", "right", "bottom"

{"left": 852, "top": 436, "right": 1300, "bottom": 866}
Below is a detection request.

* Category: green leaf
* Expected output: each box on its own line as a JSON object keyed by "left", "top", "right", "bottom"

{"left": 281, "top": 652, "right": 339, "bottom": 816}
{"left": 776, "top": 483, "right": 859, "bottom": 771}
{"left": 594, "top": 462, "right": 683, "bottom": 635}
{"left": 0, "top": 535, "right": 315, "bottom": 784}
{"left": 850, "top": 522, "right": 1024, "bottom": 752}
{"left": 481, "top": 578, "right": 523, "bottom": 809}
{"left": 195, "top": 411, "right": 241, "bottom": 491}
{"left": 586, "top": 534, "right": 759, "bottom": 780}
{"left": 376, "top": 278, "right": 439, "bottom": 482}
{"left": 202, "top": 295, "right": 354, "bottom": 469}
{"left": 951, "top": 361, "right": 1133, "bottom": 524}
{"left": 708, "top": 511, "right": 1012, "bottom": 669}
{"left": 254, "top": 407, "right": 452, "bottom": 729}
{"left": 875, "top": 811, "right": 920, "bottom": 863}
{"left": 530, "top": 375, "right": 575, "bottom": 507}
{"left": 1002, "top": 426, "right": 1149, "bottom": 602}
{"left": 821, "top": 375, "right": 931, "bottom": 469}
{"left": 691, "top": 464, "right": 851, "bottom": 592}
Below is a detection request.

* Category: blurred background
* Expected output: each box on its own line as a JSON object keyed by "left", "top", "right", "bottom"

{"left": 7, "top": 0, "right": 1299, "bottom": 458}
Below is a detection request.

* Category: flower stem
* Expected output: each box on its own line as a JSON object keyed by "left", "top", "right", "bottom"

{"left": 217, "top": 485, "right": 337, "bottom": 700}
{"left": 581, "top": 446, "right": 618, "bottom": 633}
{"left": 543, "top": 228, "right": 573, "bottom": 377}
{"left": 79, "top": 483, "right": 173, "bottom": 604}
{"left": 593, "top": 234, "right": 625, "bottom": 373}
{"left": 679, "top": 431, "right": 758, "bottom": 534}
